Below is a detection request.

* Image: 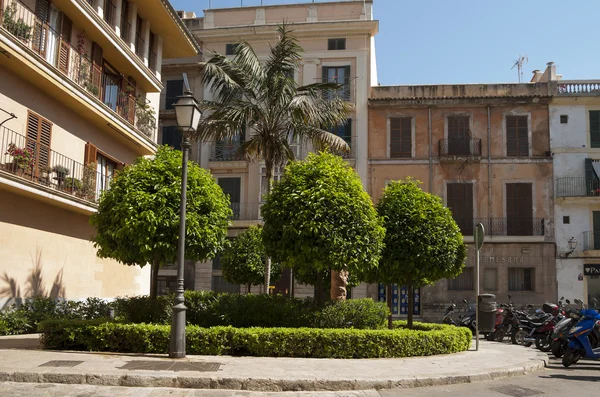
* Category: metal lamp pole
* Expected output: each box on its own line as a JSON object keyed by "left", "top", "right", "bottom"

{"left": 170, "top": 90, "right": 202, "bottom": 358}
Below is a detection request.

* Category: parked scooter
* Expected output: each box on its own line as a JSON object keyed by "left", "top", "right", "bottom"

{"left": 562, "top": 299, "right": 600, "bottom": 367}
{"left": 442, "top": 300, "right": 476, "bottom": 334}
{"left": 550, "top": 299, "right": 581, "bottom": 358}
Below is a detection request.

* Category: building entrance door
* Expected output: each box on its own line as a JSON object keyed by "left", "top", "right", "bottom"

{"left": 588, "top": 276, "right": 600, "bottom": 310}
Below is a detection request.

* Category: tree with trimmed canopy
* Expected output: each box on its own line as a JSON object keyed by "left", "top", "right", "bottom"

{"left": 90, "top": 146, "right": 232, "bottom": 299}
{"left": 374, "top": 178, "right": 467, "bottom": 329}
{"left": 261, "top": 152, "right": 385, "bottom": 303}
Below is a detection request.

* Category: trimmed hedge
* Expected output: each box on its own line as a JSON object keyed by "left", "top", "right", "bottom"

{"left": 39, "top": 320, "right": 472, "bottom": 358}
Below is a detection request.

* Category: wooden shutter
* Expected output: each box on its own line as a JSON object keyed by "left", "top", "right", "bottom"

{"left": 25, "top": 112, "right": 52, "bottom": 174}
{"left": 390, "top": 117, "right": 412, "bottom": 158}
{"left": 32, "top": 0, "right": 50, "bottom": 56}
{"left": 446, "top": 183, "right": 473, "bottom": 235}
{"left": 84, "top": 143, "right": 98, "bottom": 165}
{"left": 590, "top": 111, "right": 600, "bottom": 148}
{"left": 57, "top": 14, "right": 73, "bottom": 74}
{"left": 506, "top": 183, "right": 533, "bottom": 235}
{"left": 90, "top": 43, "right": 103, "bottom": 98}
{"left": 218, "top": 178, "right": 241, "bottom": 204}
{"left": 165, "top": 80, "right": 184, "bottom": 110}
{"left": 507, "top": 116, "right": 528, "bottom": 156}
{"left": 448, "top": 116, "right": 470, "bottom": 155}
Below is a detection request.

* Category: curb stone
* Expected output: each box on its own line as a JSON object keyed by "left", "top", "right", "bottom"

{"left": 0, "top": 353, "right": 548, "bottom": 391}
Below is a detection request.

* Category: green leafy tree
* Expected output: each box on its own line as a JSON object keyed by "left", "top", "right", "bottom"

{"left": 374, "top": 178, "right": 467, "bottom": 329}
{"left": 221, "top": 226, "right": 283, "bottom": 293}
{"left": 261, "top": 152, "right": 385, "bottom": 303}
{"left": 193, "top": 24, "right": 352, "bottom": 292}
{"left": 90, "top": 146, "right": 232, "bottom": 299}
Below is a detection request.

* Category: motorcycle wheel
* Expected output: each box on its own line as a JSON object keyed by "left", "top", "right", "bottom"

{"left": 562, "top": 347, "right": 582, "bottom": 368}
{"left": 511, "top": 328, "right": 519, "bottom": 345}
{"left": 494, "top": 328, "right": 507, "bottom": 342}
{"left": 514, "top": 329, "right": 532, "bottom": 347}
{"left": 486, "top": 332, "right": 495, "bottom": 341}
{"left": 551, "top": 339, "right": 566, "bottom": 358}
{"left": 535, "top": 335, "right": 552, "bottom": 352}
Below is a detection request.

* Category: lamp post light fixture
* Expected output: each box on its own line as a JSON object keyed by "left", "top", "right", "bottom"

{"left": 170, "top": 90, "right": 202, "bottom": 359}
{"left": 567, "top": 236, "right": 578, "bottom": 254}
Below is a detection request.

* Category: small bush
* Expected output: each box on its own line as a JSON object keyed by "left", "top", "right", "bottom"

{"left": 313, "top": 298, "right": 389, "bottom": 329}
{"left": 39, "top": 320, "right": 471, "bottom": 358}
{"left": 0, "top": 306, "right": 31, "bottom": 335}
{"left": 113, "top": 295, "right": 172, "bottom": 324}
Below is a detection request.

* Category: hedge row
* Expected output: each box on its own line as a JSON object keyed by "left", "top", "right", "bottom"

{"left": 39, "top": 320, "right": 472, "bottom": 358}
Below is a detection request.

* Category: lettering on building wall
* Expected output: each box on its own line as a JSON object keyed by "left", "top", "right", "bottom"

{"left": 467, "top": 246, "right": 525, "bottom": 264}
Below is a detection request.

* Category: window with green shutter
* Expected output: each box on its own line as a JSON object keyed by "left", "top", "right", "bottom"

{"left": 590, "top": 111, "right": 600, "bottom": 148}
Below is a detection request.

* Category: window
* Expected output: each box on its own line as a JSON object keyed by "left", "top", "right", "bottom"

{"left": 328, "top": 119, "right": 352, "bottom": 147}
{"left": 322, "top": 66, "right": 351, "bottom": 101}
{"left": 560, "top": 115, "right": 569, "bottom": 124}
{"left": 260, "top": 166, "right": 283, "bottom": 200}
{"left": 120, "top": 0, "right": 130, "bottom": 41}
{"left": 225, "top": 43, "right": 238, "bottom": 55}
{"left": 390, "top": 117, "right": 412, "bottom": 158}
{"left": 591, "top": 111, "right": 600, "bottom": 148}
{"left": 483, "top": 268, "right": 498, "bottom": 291}
{"left": 135, "top": 15, "right": 144, "bottom": 57}
{"left": 446, "top": 116, "right": 470, "bottom": 155}
{"left": 218, "top": 177, "right": 241, "bottom": 219}
{"left": 563, "top": 216, "right": 570, "bottom": 224}
{"left": 25, "top": 111, "right": 52, "bottom": 172}
{"left": 446, "top": 183, "right": 474, "bottom": 235}
{"left": 506, "top": 183, "right": 533, "bottom": 236}
{"left": 165, "top": 80, "right": 183, "bottom": 110}
{"left": 212, "top": 275, "right": 240, "bottom": 293}
{"left": 96, "top": 153, "right": 117, "bottom": 195}
{"left": 157, "top": 276, "right": 177, "bottom": 296}
{"left": 506, "top": 115, "right": 529, "bottom": 156}
{"left": 161, "top": 126, "right": 182, "bottom": 150}
{"left": 104, "top": 0, "right": 117, "bottom": 26}
{"left": 448, "top": 267, "right": 474, "bottom": 290}
{"left": 508, "top": 268, "right": 535, "bottom": 291}
{"left": 327, "top": 38, "right": 346, "bottom": 50}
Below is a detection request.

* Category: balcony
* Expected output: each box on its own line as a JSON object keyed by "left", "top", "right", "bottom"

{"left": 556, "top": 177, "right": 600, "bottom": 198}
{"left": 0, "top": 0, "right": 157, "bottom": 141}
{"left": 210, "top": 139, "right": 244, "bottom": 161}
{"left": 438, "top": 138, "right": 482, "bottom": 162}
{"left": 583, "top": 231, "right": 600, "bottom": 251}
{"left": 230, "top": 203, "right": 262, "bottom": 222}
{"left": 557, "top": 80, "right": 600, "bottom": 97}
{"left": 455, "top": 217, "right": 546, "bottom": 237}
{"left": 315, "top": 77, "right": 356, "bottom": 103}
{"left": 0, "top": 126, "right": 106, "bottom": 206}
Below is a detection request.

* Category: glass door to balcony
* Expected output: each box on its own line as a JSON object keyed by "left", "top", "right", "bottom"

{"left": 446, "top": 182, "right": 474, "bottom": 235}
{"left": 102, "top": 64, "right": 120, "bottom": 112}
{"left": 218, "top": 177, "right": 241, "bottom": 220}
{"left": 447, "top": 116, "right": 471, "bottom": 155}
{"left": 45, "top": 6, "right": 60, "bottom": 65}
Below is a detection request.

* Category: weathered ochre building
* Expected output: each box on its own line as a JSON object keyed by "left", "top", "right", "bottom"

{"left": 368, "top": 82, "right": 556, "bottom": 319}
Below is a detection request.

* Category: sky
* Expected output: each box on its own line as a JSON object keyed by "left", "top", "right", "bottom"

{"left": 169, "top": 0, "right": 600, "bottom": 86}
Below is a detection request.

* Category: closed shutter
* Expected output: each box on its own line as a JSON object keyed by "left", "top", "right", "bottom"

{"left": 90, "top": 43, "right": 103, "bottom": 98}
{"left": 590, "top": 111, "right": 600, "bottom": 148}
{"left": 585, "top": 158, "right": 597, "bottom": 196}
{"left": 593, "top": 211, "right": 600, "bottom": 250}
{"left": 25, "top": 112, "right": 52, "bottom": 173}
{"left": 58, "top": 14, "right": 73, "bottom": 74}
{"left": 161, "top": 126, "right": 182, "bottom": 150}
{"left": 165, "top": 80, "right": 184, "bottom": 110}
{"left": 84, "top": 142, "right": 98, "bottom": 165}
{"left": 506, "top": 183, "right": 533, "bottom": 235}
{"left": 32, "top": 0, "right": 50, "bottom": 56}
{"left": 217, "top": 178, "right": 241, "bottom": 204}
{"left": 390, "top": 117, "right": 411, "bottom": 158}
{"left": 448, "top": 116, "right": 470, "bottom": 155}
{"left": 446, "top": 183, "right": 473, "bottom": 235}
{"left": 507, "top": 116, "right": 528, "bottom": 156}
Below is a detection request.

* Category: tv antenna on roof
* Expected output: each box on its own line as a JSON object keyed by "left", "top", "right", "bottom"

{"left": 511, "top": 55, "right": 528, "bottom": 83}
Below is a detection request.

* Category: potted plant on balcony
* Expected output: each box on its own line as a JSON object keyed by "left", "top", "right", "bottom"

{"left": 5, "top": 143, "right": 34, "bottom": 176}
{"left": 39, "top": 165, "right": 52, "bottom": 185}
{"left": 2, "top": 2, "right": 33, "bottom": 41}
{"left": 135, "top": 98, "right": 156, "bottom": 138}
{"left": 63, "top": 177, "right": 82, "bottom": 194}
{"left": 80, "top": 162, "right": 98, "bottom": 201}
{"left": 52, "top": 165, "right": 70, "bottom": 188}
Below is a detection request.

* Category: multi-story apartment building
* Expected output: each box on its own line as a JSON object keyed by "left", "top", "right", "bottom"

{"left": 547, "top": 63, "right": 600, "bottom": 309}
{"left": 0, "top": 0, "right": 198, "bottom": 304}
{"left": 157, "top": 0, "right": 378, "bottom": 296}
{"left": 368, "top": 79, "right": 556, "bottom": 320}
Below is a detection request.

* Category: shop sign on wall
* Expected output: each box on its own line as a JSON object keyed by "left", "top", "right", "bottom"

{"left": 584, "top": 264, "right": 600, "bottom": 276}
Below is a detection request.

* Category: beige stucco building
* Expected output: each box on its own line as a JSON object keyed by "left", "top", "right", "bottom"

{"left": 157, "top": 0, "right": 377, "bottom": 297}
{"left": 368, "top": 78, "right": 557, "bottom": 320}
{"left": 0, "top": 0, "right": 198, "bottom": 305}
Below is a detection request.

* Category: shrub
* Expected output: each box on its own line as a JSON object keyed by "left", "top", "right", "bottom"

{"left": 113, "top": 295, "right": 172, "bottom": 324}
{"left": 39, "top": 320, "right": 471, "bottom": 358}
{"left": 312, "top": 298, "right": 389, "bottom": 329}
{"left": 0, "top": 306, "right": 31, "bottom": 335}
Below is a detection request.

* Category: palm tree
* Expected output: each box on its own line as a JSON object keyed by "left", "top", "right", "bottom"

{"left": 194, "top": 24, "right": 352, "bottom": 295}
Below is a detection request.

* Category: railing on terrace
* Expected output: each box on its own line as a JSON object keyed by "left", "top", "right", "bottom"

{"left": 314, "top": 77, "right": 355, "bottom": 102}
{"left": 556, "top": 177, "right": 600, "bottom": 197}
{"left": 230, "top": 203, "right": 262, "bottom": 221}
{"left": 583, "top": 231, "right": 600, "bottom": 250}
{"left": 210, "top": 139, "right": 244, "bottom": 161}
{"left": 0, "top": 126, "right": 107, "bottom": 204}
{"left": 332, "top": 135, "right": 356, "bottom": 159}
{"left": 454, "top": 217, "right": 546, "bottom": 237}
{"left": 557, "top": 80, "right": 600, "bottom": 96}
{"left": 0, "top": 0, "right": 156, "bottom": 140}
{"left": 439, "top": 138, "right": 482, "bottom": 157}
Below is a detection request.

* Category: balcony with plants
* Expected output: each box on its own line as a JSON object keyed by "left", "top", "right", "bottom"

{"left": 0, "top": 125, "right": 108, "bottom": 206}
{"left": 0, "top": 0, "right": 157, "bottom": 141}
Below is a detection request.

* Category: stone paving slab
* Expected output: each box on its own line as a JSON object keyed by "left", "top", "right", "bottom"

{"left": 0, "top": 338, "right": 548, "bottom": 392}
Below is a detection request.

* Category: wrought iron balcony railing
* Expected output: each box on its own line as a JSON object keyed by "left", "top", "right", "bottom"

{"left": 229, "top": 203, "right": 263, "bottom": 221}
{"left": 454, "top": 217, "right": 546, "bottom": 237}
{"left": 438, "top": 138, "right": 482, "bottom": 157}
{"left": 556, "top": 177, "right": 600, "bottom": 197}
{"left": 583, "top": 231, "right": 600, "bottom": 250}
{"left": 0, "top": 126, "right": 107, "bottom": 204}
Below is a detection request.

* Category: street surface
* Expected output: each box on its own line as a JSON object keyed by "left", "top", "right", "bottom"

{"left": 1, "top": 355, "right": 598, "bottom": 397}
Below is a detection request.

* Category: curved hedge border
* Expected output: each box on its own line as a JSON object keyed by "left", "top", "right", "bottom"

{"left": 39, "top": 320, "right": 472, "bottom": 358}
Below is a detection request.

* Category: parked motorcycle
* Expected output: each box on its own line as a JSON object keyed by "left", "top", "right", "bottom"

{"left": 562, "top": 299, "right": 600, "bottom": 367}
{"left": 512, "top": 304, "right": 556, "bottom": 347}
{"left": 442, "top": 300, "right": 476, "bottom": 334}
{"left": 550, "top": 300, "right": 581, "bottom": 358}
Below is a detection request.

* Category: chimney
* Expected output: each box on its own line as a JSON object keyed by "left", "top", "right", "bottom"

{"left": 530, "top": 70, "right": 543, "bottom": 83}
{"left": 546, "top": 62, "right": 557, "bottom": 81}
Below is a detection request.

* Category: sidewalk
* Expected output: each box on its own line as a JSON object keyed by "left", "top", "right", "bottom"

{"left": 0, "top": 335, "right": 548, "bottom": 392}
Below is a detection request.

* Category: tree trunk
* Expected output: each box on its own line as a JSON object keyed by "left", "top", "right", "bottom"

{"left": 247, "top": 283, "right": 251, "bottom": 294}
{"left": 314, "top": 270, "right": 324, "bottom": 305}
{"left": 330, "top": 269, "right": 348, "bottom": 301}
{"left": 386, "top": 284, "right": 393, "bottom": 329}
{"left": 407, "top": 276, "right": 414, "bottom": 329}
{"left": 150, "top": 258, "right": 160, "bottom": 299}
{"left": 263, "top": 160, "right": 273, "bottom": 294}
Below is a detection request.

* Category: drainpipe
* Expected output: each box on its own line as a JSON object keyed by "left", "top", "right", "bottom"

{"left": 428, "top": 107, "right": 433, "bottom": 193}
{"left": 487, "top": 106, "right": 492, "bottom": 220}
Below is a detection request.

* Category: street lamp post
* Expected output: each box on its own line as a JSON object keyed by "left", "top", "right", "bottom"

{"left": 170, "top": 90, "right": 202, "bottom": 358}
